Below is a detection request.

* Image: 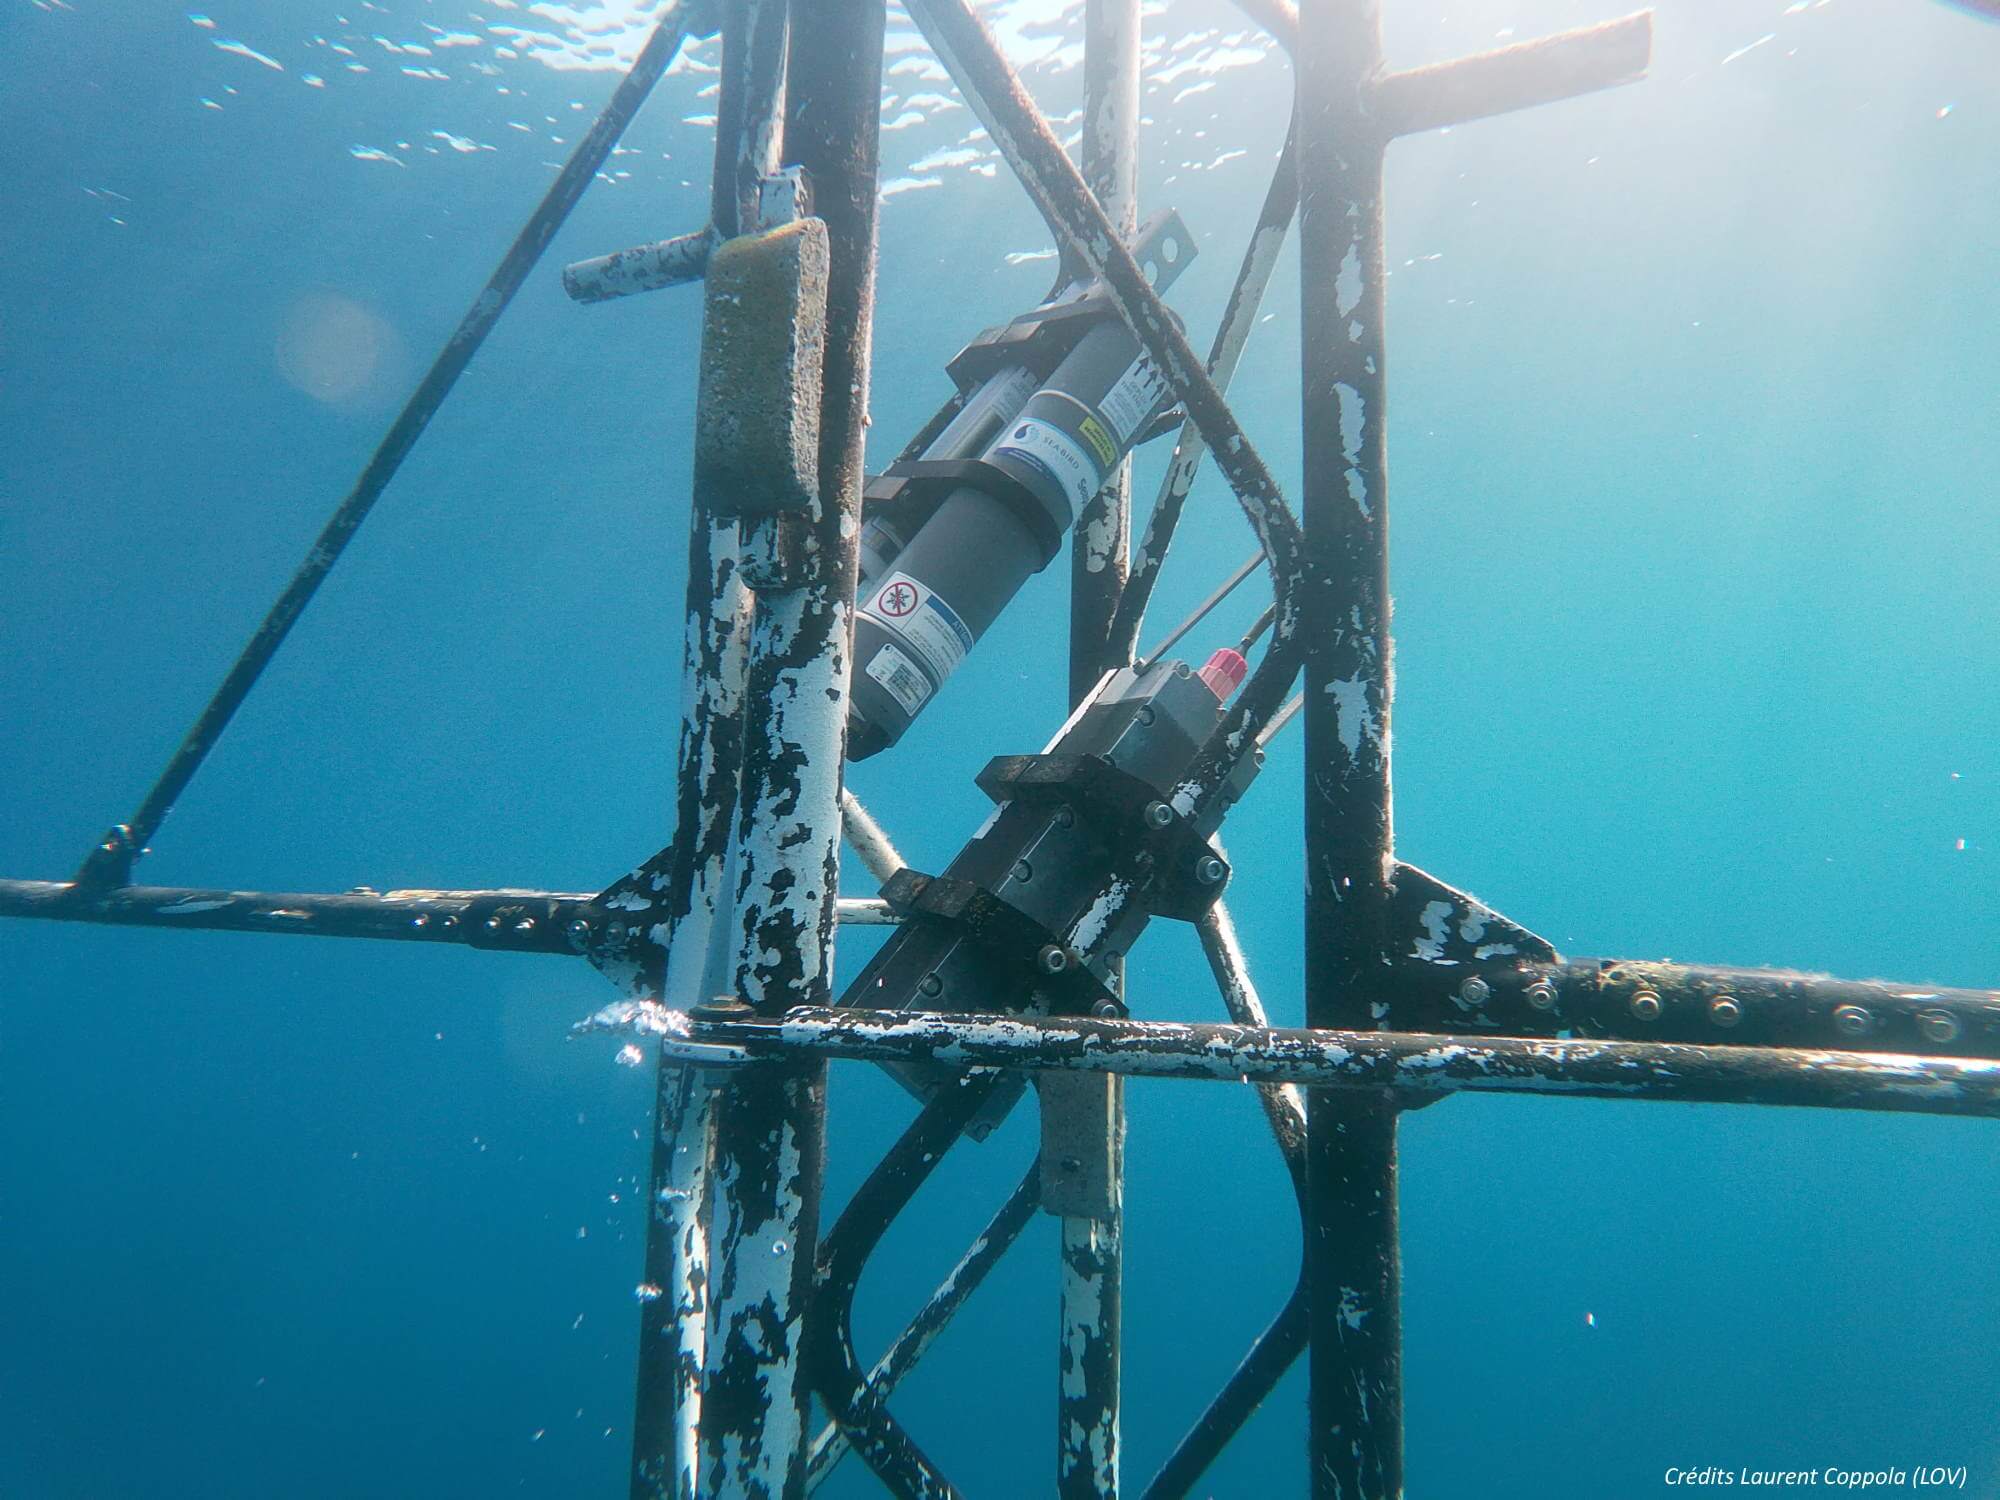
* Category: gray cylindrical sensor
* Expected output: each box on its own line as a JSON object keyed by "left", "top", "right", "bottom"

{"left": 849, "top": 317, "right": 1170, "bottom": 760}
{"left": 857, "top": 360, "right": 1040, "bottom": 585}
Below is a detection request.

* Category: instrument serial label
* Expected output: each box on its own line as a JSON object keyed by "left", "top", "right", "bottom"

{"left": 864, "top": 641, "right": 932, "bottom": 716}
{"left": 861, "top": 571, "right": 975, "bottom": 687}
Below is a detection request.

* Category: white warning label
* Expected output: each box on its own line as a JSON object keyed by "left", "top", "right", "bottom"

{"left": 864, "top": 641, "right": 932, "bottom": 716}
{"left": 989, "top": 416, "right": 1103, "bottom": 522}
{"left": 860, "top": 571, "right": 975, "bottom": 685}
{"left": 1095, "top": 351, "right": 1169, "bottom": 446}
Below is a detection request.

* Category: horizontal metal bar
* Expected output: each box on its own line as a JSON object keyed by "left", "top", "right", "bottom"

{"left": 1396, "top": 957, "right": 2000, "bottom": 1060}
{"left": 676, "top": 1007, "right": 2000, "bottom": 1120}
{"left": 0, "top": 879, "right": 895, "bottom": 950}
{"left": 1370, "top": 12, "right": 1652, "bottom": 140}
{"left": 564, "top": 226, "right": 717, "bottom": 304}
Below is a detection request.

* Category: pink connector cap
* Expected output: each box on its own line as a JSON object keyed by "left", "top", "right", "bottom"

{"left": 1197, "top": 648, "right": 1248, "bottom": 702}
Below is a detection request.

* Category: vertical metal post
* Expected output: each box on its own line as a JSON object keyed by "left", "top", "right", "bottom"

{"left": 1297, "top": 2, "right": 1401, "bottom": 1498}
{"left": 633, "top": 1065, "right": 719, "bottom": 1500}
{"left": 630, "top": 8, "right": 775, "bottom": 1493}
{"left": 1052, "top": 6, "right": 1138, "bottom": 1498}
{"left": 700, "top": 2, "right": 884, "bottom": 1495}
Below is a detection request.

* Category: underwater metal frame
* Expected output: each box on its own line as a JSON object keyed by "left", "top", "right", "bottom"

{"left": 5, "top": 2, "right": 1998, "bottom": 1498}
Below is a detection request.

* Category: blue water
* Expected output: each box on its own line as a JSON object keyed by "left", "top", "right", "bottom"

{"left": 3, "top": 1, "right": 1998, "bottom": 1495}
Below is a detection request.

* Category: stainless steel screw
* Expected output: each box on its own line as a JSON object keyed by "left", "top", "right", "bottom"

{"left": 1709, "top": 995, "right": 1743, "bottom": 1028}
{"left": 919, "top": 973, "right": 944, "bottom": 999}
{"left": 1833, "top": 1004, "right": 1872, "bottom": 1038}
{"left": 1195, "top": 855, "right": 1228, "bottom": 885}
{"left": 1143, "top": 800, "right": 1173, "bottom": 830}
{"left": 1524, "top": 980, "right": 1558, "bottom": 1011}
{"left": 1458, "top": 975, "right": 1491, "bottom": 1006}
{"left": 1037, "top": 944, "right": 1070, "bottom": 975}
{"left": 1630, "top": 989, "right": 1663, "bottom": 1021}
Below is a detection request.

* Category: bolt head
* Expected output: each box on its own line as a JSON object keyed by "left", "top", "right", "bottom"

{"left": 565, "top": 917, "right": 593, "bottom": 950}
{"left": 1037, "top": 944, "right": 1070, "bottom": 975}
{"left": 1832, "top": 1003, "right": 1872, "bottom": 1038}
{"left": 1629, "top": 989, "right": 1663, "bottom": 1021}
{"left": 1195, "top": 854, "right": 1228, "bottom": 886}
{"left": 1458, "top": 975, "right": 1491, "bottom": 1006}
{"left": 1917, "top": 1009, "right": 1961, "bottom": 1046}
{"left": 1143, "top": 800, "right": 1174, "bottom": 830}
{"left": 1524, "top": 980, "right": 1558, "bottom": 1011}
{"left": 1091, "top": 999, "right": 1124, "bottom": 1020}
{"left": 1708, "top": 995, "right": 1743, "bottom": 1028}
{"left": 918, "top": 973, "right": 944, "bottom": 999}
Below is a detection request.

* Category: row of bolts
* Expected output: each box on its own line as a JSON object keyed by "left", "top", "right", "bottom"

{"left": 444, "top": 909, "right": 1964, "bottom": 1047}
{"left": 1455, "top": 974, "right": 1964, "bottom": 1045}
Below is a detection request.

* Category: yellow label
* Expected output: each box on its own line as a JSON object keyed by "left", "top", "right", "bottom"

{"left": 1077, "top": 413, "right": 1118, "bottom": 470}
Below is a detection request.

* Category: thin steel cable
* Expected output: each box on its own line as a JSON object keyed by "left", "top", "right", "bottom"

{"left": 1256, "top": 692, "right": 1305, "bottom": 748}
{"left": 1137, "top": 548, "right": 1264, "bottom": 668}
{"left": 1237, "top": 603, "right": 1277, "bottom": 655}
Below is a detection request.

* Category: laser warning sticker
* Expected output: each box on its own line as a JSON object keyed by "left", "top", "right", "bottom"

{"left": 1096, "top": 351, "right": 1169, "bottom": 446}
{"left": 861, "top": 571, "right": 975, "bottom": 686}
{"left": 864, "top": 641, "right": 932, "bottom": 716}
{"left": 989, "top": 417, "right": 1103, "bottom": 521}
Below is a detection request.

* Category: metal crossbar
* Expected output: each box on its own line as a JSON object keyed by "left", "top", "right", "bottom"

{"left": 5, "top": 3, "right": 1993, "bottom": 1499}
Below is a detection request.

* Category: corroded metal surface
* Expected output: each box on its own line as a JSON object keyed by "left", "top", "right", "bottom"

{"left": 1059, "top": 12, "right": 1137, "bottom": 1491}
{"left": 565, "top": 228, "right": 716, "bottom": 305}
{"left": 0, "top": 880, "right": 892, "bottom": 954}
{"left": 1295, "top": 1, "right": 1400, "bottom": 1489}
{"left": 0, "top": 878, "right": 597, "bottom": 953}
{"left": 1409, "top": 957, "right": 2000, "bottom": 1057}
{"left": 697, "top": 7, "right": 887, "bottom": 1496}
{"left": 1059, "top": 1211, "right": 1123, "bottom": 1499}
{"left": 632, "top": 1066, "right": 717, "bottom": 1500}
{"left": 700, "top": 1062, "right": 826, "bottom": 1498}
{"left": 674, "top": 1008, "right": 2000, "bottom": 1119}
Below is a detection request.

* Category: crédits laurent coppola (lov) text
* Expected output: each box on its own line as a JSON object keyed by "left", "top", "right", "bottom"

{"left": 1664, "top": 1468, "right": 1968, "bottom": 1490}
